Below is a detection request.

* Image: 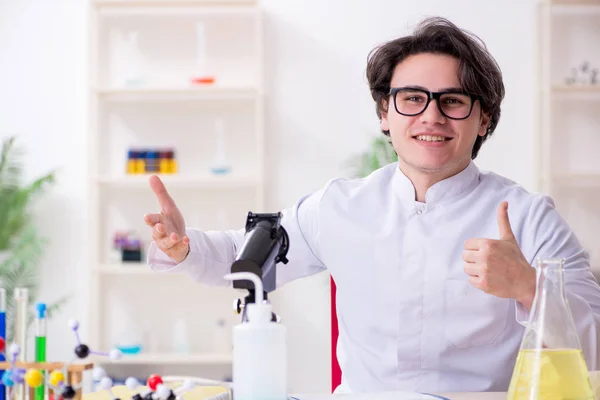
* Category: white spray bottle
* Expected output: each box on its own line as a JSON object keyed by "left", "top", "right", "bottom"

{"left": 223, "top": 272, "right": 287, "bottom": 400}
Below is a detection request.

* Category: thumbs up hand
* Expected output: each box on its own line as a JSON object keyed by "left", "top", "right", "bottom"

{"left": 462, "top": 201, "right": 537, "bottom": 309}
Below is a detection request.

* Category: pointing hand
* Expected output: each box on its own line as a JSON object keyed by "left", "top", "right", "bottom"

{"left": 144, "top": 175, "right": 190, "bottom": 263}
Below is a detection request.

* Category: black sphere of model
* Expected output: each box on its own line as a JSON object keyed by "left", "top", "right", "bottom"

{"left": 75, "top": 344, "right": 90, "bottom": 358}
{"left": 62, "top": 386, "right": 77, "bottom": 399}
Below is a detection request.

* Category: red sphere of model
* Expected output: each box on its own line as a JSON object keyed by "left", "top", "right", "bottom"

{"left": 147, "top": 374, "right": 163, "bottom": 391}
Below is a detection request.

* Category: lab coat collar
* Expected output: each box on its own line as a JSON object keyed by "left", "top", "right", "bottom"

{"left": 393, "top": 161, "right": 480, "bottom": 211}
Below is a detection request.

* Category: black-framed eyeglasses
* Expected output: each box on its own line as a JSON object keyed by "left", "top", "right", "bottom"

{"left": 389, "top": 87, "right": 479, "bottom": 120}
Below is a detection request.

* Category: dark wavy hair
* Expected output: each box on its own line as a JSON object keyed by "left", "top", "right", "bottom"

{"left": 366, "top": 17, "right": 505, "bottom": 159}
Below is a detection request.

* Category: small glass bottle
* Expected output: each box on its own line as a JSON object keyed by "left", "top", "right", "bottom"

{"left": 190, "top": 22, "right": 215, "bottom": 85}
{"left": 135, "top": 150, "right": 147, "bottom": 174}
{"left": 110, "top": 232, "right": 123, "bottom": 264}
{"left": 145, "top": 150, "right": 159, "bottom": 173}
{"left": 126, "top": 150, "right": 138, "bottom": 174}
{"left": 167, "top": 149, "right": 177, "bottom": 174}
{"left": 159, "top": 150, "right": 170, "bottom": 174}
{"left": 210, "top": 119, "right": 231, "bottom": 175}
{"left": 14, "top": 288, "right": 28, "bottom": 362}
{"left": 212, "top": 318, "right": 230, "bottom": 354}
{"left": 123, "top": 30, "right": 144, "bottom": 87}
{"left": 507, "top": 257, "right": 594, "bottom": 399}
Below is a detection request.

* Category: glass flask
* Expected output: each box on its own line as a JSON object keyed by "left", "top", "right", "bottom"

{"left": 507, "top": 257, "right": 594, "bottom": 400}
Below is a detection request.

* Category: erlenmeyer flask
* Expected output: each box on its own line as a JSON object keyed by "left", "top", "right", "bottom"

{"left": 507, "top": 257, "right": 593, "bottom": 400}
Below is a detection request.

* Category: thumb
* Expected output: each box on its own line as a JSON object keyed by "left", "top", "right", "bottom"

{"left": 149, "top": 175, "right": 176, "bottom": 211}
{"left": 497, "top": 201, "right": 516, "bottom": 241}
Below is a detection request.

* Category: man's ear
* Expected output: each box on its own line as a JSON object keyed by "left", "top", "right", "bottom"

{"left": 478, "top": 112, "right": 491, "bottom": 137}
{"left": 380, "top": 99, "right": 390, "bottom": 131}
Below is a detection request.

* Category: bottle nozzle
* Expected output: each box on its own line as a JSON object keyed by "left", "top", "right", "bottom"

{"left": 223, "top": 272, "right": 264, "bottom": 304}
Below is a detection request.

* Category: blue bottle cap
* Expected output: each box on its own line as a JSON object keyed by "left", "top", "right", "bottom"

{"left": 36, "top": 303, "right": 47, "bottom": 318}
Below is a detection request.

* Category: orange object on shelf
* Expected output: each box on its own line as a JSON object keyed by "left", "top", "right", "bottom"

{"left": 191, "top": 76, "right": 215, "bottom": 84}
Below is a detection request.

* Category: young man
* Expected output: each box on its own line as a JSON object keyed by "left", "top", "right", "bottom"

{"left": 144, "top": 17, "right": 600, "bottom": 394}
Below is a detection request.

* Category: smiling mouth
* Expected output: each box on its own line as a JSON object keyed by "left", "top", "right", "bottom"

{"left": 413, "top": 134, "right": 453, "bottom": 142}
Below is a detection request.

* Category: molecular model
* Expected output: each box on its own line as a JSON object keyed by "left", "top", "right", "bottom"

{"left": 0, "top": 319, "right": 123, "bottom": 400}
{"left": 95, "top": 372, "right": 195, "bottom": 400}
{"left": 1, "top": 320, "right": 196, "bottom": 400}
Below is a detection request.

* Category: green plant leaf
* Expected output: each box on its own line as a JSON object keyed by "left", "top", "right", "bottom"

{"left": 347, "top": 135, "right": 398, "bottom": 178}
{"left": 0, "top": 137, "right": 25, "bottom": 190}
{"left": 0, "top": 136, "right": 67, "bottom": 341}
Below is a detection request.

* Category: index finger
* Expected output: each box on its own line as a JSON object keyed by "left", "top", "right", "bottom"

{"left": 149, "top": 175, "right": 176, "bottom": 211}
{"left": 464, "top": 238, "right": 487, "bottom": 250}
{"left": 144, "top": 213, "right": 164, "bottom": 227}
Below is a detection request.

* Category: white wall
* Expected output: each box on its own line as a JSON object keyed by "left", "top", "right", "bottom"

{"left": 0, "top": 0, "right": 539, "bottom": 394}
{"left": 0, "top": 0, "right": 89, "bottom": 362}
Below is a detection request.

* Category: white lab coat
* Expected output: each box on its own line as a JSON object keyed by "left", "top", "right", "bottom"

{"left": 147, "top": 161, "right": 600, "bottom": 393}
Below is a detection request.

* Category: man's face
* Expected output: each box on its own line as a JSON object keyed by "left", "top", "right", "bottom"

{"left": 381, "top": 53, "right": 490, "bottom": 177}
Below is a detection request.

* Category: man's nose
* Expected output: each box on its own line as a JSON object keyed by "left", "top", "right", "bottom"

{"left": 419, "top": 99, "right": 446, "bottom": 124}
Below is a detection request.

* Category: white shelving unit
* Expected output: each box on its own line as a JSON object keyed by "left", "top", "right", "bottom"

{"left": 93, "top": 0, "right": 256, "bottom": 7}
{"left": 537, "top": 0, "right": 600, "bottom": 275}
{"left": 95, "top": 86, "right": 259, "bottom": 100}
{"left": 95, "top": 172, "right": 261, "bottom": 188}
{"left": 95, "top": 264, "right": 186, "bottom": 275}
{"left": 86, "top": 0, "right": 263, "bottom": 379}
{"left": 90, "top": 352, "right": 232, "bottom": 365}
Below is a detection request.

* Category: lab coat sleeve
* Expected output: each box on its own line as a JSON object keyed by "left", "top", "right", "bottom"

{"left": 146, "top": 181, "right": 331, "bottom": 288}
{"left": 147, "top": 227, "right": 245, "bottom": 286}
{"left": 516, "top": 194, "right": 600, "bottom": 370}
{"left": 274, "top": 185, "right": 330, "bottom": 287}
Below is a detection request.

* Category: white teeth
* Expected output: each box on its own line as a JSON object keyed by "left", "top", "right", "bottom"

{"left": 415, "top": 135, "right": 447, "bottom": 142}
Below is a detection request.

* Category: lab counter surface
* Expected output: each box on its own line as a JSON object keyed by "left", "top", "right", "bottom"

{"left": 293, "top": 369, "right": 600, "bottom": 399}
{"left": 290, "top": 392, "right": 507, "bottom": 400}
{"left": 82, "top": 371, "right": 600, "bottom": 400}
{"left": 434, "top": 393, "right": 505, "bottom": 400}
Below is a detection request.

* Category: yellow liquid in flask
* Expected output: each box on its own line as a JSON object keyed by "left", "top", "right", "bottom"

{"left": 507, "top": 348, "right": 593, "bottom": 400}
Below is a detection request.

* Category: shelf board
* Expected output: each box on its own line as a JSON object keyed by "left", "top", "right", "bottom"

{"left": 551, "top": 174, "right": 600, "bottom": 188}
{"left": 552, "top": 0, "right": 600, "bottom": 5}
{"left": 96, "top": 264, "right": 182, "bottom": 275}
{"left": 94, "top": 0, "right": 255, "bottom": 5}
{"left": 94, "top": 353, "right": 232, "bottom": 365}
{"left": 552, "top": 85, "right": 600, "bottom": 93}
{"left": 94, "top": 86, "right": 258, "bottom": 101}
{"left": 551, "top": 1, "right": 600, "bottom": 14}
{"left": 96, "top": 3, "right": 258, "bottom": 16}
{"left": 95, "top": 173, "right": 261, "bottom": 189}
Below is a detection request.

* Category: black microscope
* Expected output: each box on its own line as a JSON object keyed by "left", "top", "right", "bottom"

{"left": 230, "top": 212, "right": 290, "bottom": 323}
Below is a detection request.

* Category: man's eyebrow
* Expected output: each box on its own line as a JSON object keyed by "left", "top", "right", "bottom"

{"left": 393, "top": 85, "right": 429, "bottom": 91}
{"left": 438, "top": 87, "right": 466, "bottom": 93}
{"left": 394, "top": 85, "right": 465, "bottom": 93}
